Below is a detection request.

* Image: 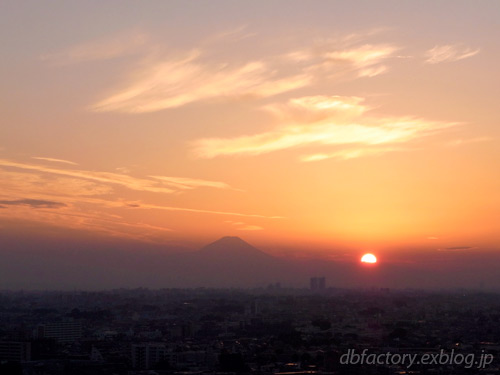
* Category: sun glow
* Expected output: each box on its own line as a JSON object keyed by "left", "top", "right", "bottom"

{"left": 361, "top": 253, "right": 377, "bottom": 264}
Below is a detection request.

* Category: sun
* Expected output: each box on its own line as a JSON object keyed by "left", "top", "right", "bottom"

{"left": 361, "top": 253, "right": 377, "bottom": 264}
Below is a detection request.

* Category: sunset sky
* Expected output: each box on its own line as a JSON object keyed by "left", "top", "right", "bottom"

{"left": 1, "top": 1, "right": 499, "bottom": 268}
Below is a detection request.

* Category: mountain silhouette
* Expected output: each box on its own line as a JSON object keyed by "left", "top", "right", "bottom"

{"left": 198, "top": 236, "right": 274, "bottom": 260}
{"left": 179, "top": 236, "right": 282, "bottom": 287}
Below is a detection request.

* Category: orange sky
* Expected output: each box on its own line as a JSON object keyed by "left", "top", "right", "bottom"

{"left": 1, "top": 1, "right": 499, "bottom": 259}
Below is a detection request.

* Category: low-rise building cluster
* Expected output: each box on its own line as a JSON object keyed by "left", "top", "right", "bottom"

{"left": 1, "top": 287, "right": 499, "bottom": 374}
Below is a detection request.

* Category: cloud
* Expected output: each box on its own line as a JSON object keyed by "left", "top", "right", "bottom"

{"left": 446, "top": 136, "right": 492, "bottom": 147}
{"left": 0, "top": 194, "right": 277, "bottom": 244}
{"left": 0, "top": 160, "right": 280, "bottom": 226}
{"left": 322, "top": 43, "right": 397, "bottom": 77}
{"left": 300, "top": 146, "right": 406, "bottom": 162}
{"left": 425, "top": 44, "right": 479, "bottom": 64}
{"left": 437, "top": 246, "right": 476, "bottom": 252}
{"left": 358, "top": 65, "right": 388, "bottom": 78}
{"left": 32, "top": 157, "right": 78, "bottom": 165}
{"left": 192, "top": 95, "right": 458, "bottom": 161}
{"left": 225, "top": 220, "right": 264, "bottom": 231}
{"left": 129, "top": 202, "right": 283, "bottom": 219}
{"left": 41, "top": 30, "right": 148, "bottom": 66}
{"left": 0, "top": 199, "right": 67, "bottom": 209}
{"left": 201, "top": 25, "right": 257, "bottom": 45}
{"left": 0, "top": 170, "right": 113, "bottom": 197}
{"left": 0, "top": 204, "right": 174, "bottom": 243}
{"left": 263, "top": 95, "right": 367, "bottom": 122}
{"left": 0, "top": 157, "right": 281, "bottom": 243}
{"left": 150, "top": 176, "right": 239, "bottom": 191}
{"left": 88, "top": 31, "right": 399, "bottom": 113}
{"left": 237, "top": 225, "right": 264, "bottom": 231}
{"left": 0, "top": 159, "right": 176, "bottom": 194}
{"left": 91, "top": 50, "right": 311, "bottom": 113}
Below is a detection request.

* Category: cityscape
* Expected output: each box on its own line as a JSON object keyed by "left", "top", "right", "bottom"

{"left": 1, "top": 237, "right": 500, "bottom": 374}
{"left": 2, "top": 287, "right": 500, "bottom": 374}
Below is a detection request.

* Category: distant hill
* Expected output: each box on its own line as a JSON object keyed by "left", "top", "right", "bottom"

{"left": 198, "top": 236, "right": 274, "bottom": 260}
{"left": 163, "top": 236, "right": 283, "bottom": 288}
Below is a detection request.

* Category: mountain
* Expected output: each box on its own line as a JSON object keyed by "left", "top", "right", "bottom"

{"left": 198, "top": 236, "right": 274, "bottom": 260}
{"left": 169, "top": 236, "right": 283, "bottom": 287}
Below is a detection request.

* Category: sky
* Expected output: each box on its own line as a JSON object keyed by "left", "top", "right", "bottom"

{"left": 1, "top": 1, "right": 499, "bottom": 280}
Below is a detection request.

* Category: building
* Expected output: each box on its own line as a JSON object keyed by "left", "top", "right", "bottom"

{"left": 310, "top": 277, "right": 326, "bottom": 291}
{"left": 131, "top": 343, "right": 176, "bottom": 369}
{"left": 0, "top": 341, "right": 31, "bottom": 361}
{"left": 35, "top": 320, "right": 82, "bottom": 343}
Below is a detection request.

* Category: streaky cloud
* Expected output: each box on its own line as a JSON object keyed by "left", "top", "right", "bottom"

{"left": 89, "top": 32, "right": 399, "bottom": 113}
{"left": 192, "top": 96, "right": 459, "bottom": 161}
{"left": 0, "top": 204, "right": 174, "bottom": 244}
{"left": 237, "top": 225, "right": 264, "bottom": 231}
{"left": 225, "top": 220, "right": 264, "bottom": 231}
{"left": 41, "top": 30, "right": 148, "bottom": 66}
{"left": 128, "top": 202, "right": 284, "bottom": 220}
{"left": 437, "top": 246, "right": 477, "bottom": 252}
{"left": 425, "top": 44, "right": 479, "bottom": 64}
{"left": 446, "top": 136, "right": 492, "bottom": 147}
{"left": 0, "top": 199, "right": 67, "bottom": 209}
{"left": 300, "top": 146, "right": 406, "bottom": 162}
{"left": 32, "top": 156, "right": 78, "bottom": 165}
{"left": 0, "top": 159, "right": 176, "bottom": 194}
{"left": 0, "top": 160, "right": 242, "bottom": 196}
{"left": 91, "top": 50, "right": 311, "bottom": 113}
{"left": 323, "top": 44, "right": 398, "bottom": 77}
{"left": 150, "top": 175, "right": 241, "bottom": 191}
{"left": 1, "top": 170, "right": 113, "bottom": 197}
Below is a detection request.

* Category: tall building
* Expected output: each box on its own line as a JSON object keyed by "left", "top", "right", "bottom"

{"left": 35, "top": 321, "right": 82, "bottom": 343}
{"left": 0, "top": 341, "right": 31, "bottom": 361}
{"left": 318, "top": 276, "right": 326, "bottom": 290}
{"left": 131, "top": 343, "right": 176, "bottom": 369}
{"left": 310, "top": 277, "right": 326, "bottom": 291}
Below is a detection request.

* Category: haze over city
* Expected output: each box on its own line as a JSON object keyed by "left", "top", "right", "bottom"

{"left": 1, "top": 1, "right": 500, "bottom": 290}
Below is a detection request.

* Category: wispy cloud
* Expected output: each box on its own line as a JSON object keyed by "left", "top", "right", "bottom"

{"left": 150, "top": 176, "right": 239, "bottom": 191}
{"left": 0, "top": 159, "right": 176, "bottom": 194}
{"left": 91, "top": 51, "right": 311, "bottom": 113}
{"left": 237, "top": 224, "right": 264, "bottom": 231}
{"left": 201, "top": 25, "right": 257, "bottom": 45}
{"left": 437, "top": 246, "right": 476, "bottom": 252}
{"left": 41, "top": 30, "right": 148, "bottom": 66}
{"left": 87, "top": 31, "right": 399, "bottom": 113}
{"left": 446, "top": 136, "right": 492, "bottom": 147}
{"left": 192, "top": 96, "right": 458, "bottom": 161}
{"left": 0, "top": 203, "right": 173, "bottom": 244}
{"left": 300, "top": 146, "right": 406, "bottom": 162}
{"left": 225, "top": 220, "right": 264, "bottom": 231}
{"left": 1, "top": 170, "right": 113, "bottom": 198}
{"left": 0, "top": 194, "right": 278, "bottom": 244}
{"left": 0, "top": 199, "right": 67, "bottom": 209}
{"left": 425, "top": 44, "right": 479, "bottom": 64}
{"left": 0, "top": 160, "right": 270, "bottom": 218}
{"left": 32, "top": 156, "right": 78, "bottom": 165}
{"left": 128, "top": 202, "right": 283, "bottom": 219}
{"left": 322, "top": 44, "right": 398, "bottom": 77}
{"left": 0, "top": 159, "right": 279, "bottom": 237}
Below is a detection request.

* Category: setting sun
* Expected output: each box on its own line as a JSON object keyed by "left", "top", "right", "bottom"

{"left": 361, "top": 253, "right": 377, "bottom": 264}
